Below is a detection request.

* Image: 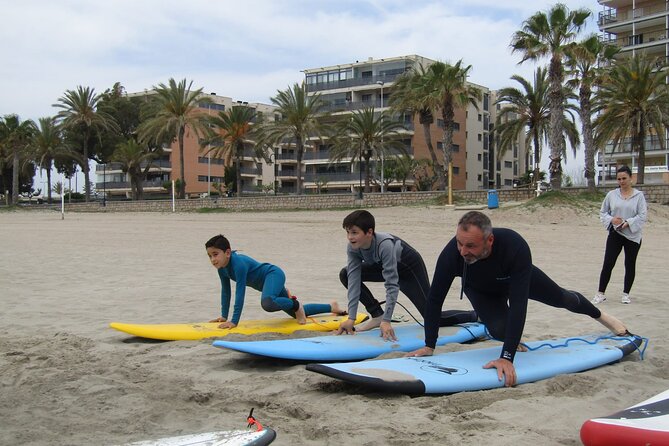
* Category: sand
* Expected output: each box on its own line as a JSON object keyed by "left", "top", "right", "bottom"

{"left": 1, "top": 203, "right": 668, "bottom": 446}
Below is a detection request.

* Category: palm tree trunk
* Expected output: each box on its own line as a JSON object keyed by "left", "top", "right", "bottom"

{"left": 11, "top": 150, "right": 19, "bottom": 205}
{"left": 532, "top": 129, "right": 541, "bottom": 187}
{"left": 47, "top": 167, "right": 52, "bottom": 204}
{"left": 296, "top": 137, "right": 304, "bottom": 195}
{"left": 579, "top": 87, "right": 596, "bottom": 192}
{"left": 82, "top": 128, "right": 91, "bottom": 202}
{"left": 236, "top": 143, "right": 243, "bottom": 197}
{"left": 441, "top": 102, "right": 455, "bottom": 192}
{"left": 548, "top": 56, "right": 565, "bottom": 190}
{"left": 364, "top": 152, "right": 372, "bottom": 193}
{"left": 421, "top": 123, "right": 445, "bottom": 190}
{"left": 178, "top": 126, "right": 186, "bottom": 199}
{"left": 636, "top": 122, "right": 646, "bottom": 184}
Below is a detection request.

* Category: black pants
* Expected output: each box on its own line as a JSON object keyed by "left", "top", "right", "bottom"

{"left": 340, "top": 241, "right": 477, "bottom": 325}
{"left": 465, "top": 265, "right": 600, "bottom": 341}
{"left": 598, "top": 228, "right": 642, "bottom": 294}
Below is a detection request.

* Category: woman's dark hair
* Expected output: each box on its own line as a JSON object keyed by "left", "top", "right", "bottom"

{"left": 617, "top": 165, "right": 632, "bottom": 177}
{"left": 205, "top": 234, "right": 231, "bottom": 251}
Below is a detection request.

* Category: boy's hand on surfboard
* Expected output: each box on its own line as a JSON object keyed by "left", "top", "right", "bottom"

{"left": 210, "top": 317, "right": 227, "bottom": 323}
{"left": 217, "top": 321, "right": 237, "bottom": 329}
{"left": 405, "top": 346, "right": 434, "bottom": 357}
{"left": 483, "top": 358, "right": 516, "bottom": 387}
{"left": 334, "top": 319, "right": 356, "bottom": 335}
{"left": 379, "top": 321, "right": 397, "bottom": 342}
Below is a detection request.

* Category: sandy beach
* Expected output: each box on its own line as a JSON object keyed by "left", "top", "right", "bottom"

{"left": 1, "top": 202, "right": 668, "bottom": 446}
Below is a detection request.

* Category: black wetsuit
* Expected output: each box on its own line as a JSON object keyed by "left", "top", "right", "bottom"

{"left": 424, "top": 228, "right": 602, "bottom": 362}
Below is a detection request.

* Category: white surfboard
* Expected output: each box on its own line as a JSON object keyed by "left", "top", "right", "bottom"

{"left": 120, "top": 428, "right": 276, "bottom": 446}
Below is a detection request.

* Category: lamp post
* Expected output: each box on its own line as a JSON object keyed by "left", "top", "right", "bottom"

{"left": 103, "top": 162, "right": 106, "bottom": 206}
{"left": 207, "top": 101, "right": 212, "bottom": 196}
{"left": 357, "top": 144, "right": 363, "bottom": 199}
{"left": 271, "top": 148, "right": 279, "bottom": 194}
{"left": 376, "top": 80, "right": 385, "bottom": 193}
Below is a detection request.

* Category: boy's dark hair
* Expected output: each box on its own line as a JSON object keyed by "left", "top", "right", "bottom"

{"left": 617, "top": 165, "right": 632, "bottom": 176}
{"left": 342, "top": 210, "right": 375, "bottom": 233}
{"left": 205, "top": 234, "right": 231, "bottom": 251}
{"left": 458, "top": 211, "right": 493, "bottom": 238}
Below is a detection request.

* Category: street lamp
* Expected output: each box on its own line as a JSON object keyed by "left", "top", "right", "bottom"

{"left": 207, "top": 101, "right": 212, "bottom": 196}
{"left": 103, "top": 162, "right": 106, "bottom": 206}
{"left": 377, "top": 80, "right": 385, "bottom": 193}
{"left": 357, "top": 145, "right": 363, "bottom": 199}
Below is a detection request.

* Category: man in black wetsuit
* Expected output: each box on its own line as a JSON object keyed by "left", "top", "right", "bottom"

{"left": 407, "top": 211, "right": 629, "bottom": 387}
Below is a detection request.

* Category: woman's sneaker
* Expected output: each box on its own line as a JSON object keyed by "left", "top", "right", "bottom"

{"left": 621, "top": 293, "right": 631, "bottom": 304}
{"left": 592, "top": 292, "right": 607, "bottom": 304}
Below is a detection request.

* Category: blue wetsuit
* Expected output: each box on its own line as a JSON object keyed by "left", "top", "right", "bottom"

{"left": 217, "top": 251, "right": 330, "bottom": 324}
{"left": 424, "top": 228, "right": 602, "bottom": 362}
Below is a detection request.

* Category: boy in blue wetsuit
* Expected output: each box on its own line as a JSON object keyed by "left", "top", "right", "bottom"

{"left": 335, "top": 210, "right": 478, "bottom": 341}
{"left": 205, "top": 234, "right": 342, "bottom": 328}
{"left": 407, "top": 211, "right": 630, "bottom": 387}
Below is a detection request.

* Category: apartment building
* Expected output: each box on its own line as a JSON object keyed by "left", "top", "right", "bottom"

{"left": 96, "top": 93, "right": 278, "bottom": 198}
{"left": 597, "top": 0, "right": 669, "bottom": 184}
{"left": 302, "top": 55, "right": 526, "bottom": 193}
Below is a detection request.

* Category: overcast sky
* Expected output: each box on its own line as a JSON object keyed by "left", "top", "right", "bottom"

{"left": 1, "top": 0, "right": 604, "bottom": 187}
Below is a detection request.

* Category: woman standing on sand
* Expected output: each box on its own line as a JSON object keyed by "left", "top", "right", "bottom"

{"left": 592, "top": 165, "right": 647, "bottom": 305}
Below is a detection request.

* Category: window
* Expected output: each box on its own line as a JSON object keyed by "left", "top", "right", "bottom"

{"left": 452, "top": 144, "right": 460, "bottom": 152}
{"left": 478, "top": 114, "right": 482, "bottom": 122}
{"left": 477, "top": 154, "right": 482, "bottom": 161}
{"left": 504, "top": 161, "right": 512, "bottom": 168}
{"left": 478, "top": 134, "right": 482, "bottom": 141}
{"left": 453, "top": 122, "right": 460, "bottom": 131}
{"left": 478, "top": 174, "right": 482, "bottom": 181}
{"left": 362, "top": 94, "right": 372, "bottom": 102}
{"left": 452, "top": 166, "right": 460, "bottom": 174}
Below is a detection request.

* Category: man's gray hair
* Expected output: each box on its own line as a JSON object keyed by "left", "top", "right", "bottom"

{"left": 458, "top": 211, "right": 493, "bottom": 238}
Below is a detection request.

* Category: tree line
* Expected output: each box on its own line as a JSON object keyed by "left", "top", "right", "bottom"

{"left": 2, "top": 3, "right": 668, "bottom": 204}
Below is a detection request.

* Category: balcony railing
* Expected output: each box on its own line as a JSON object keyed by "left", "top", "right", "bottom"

{"left": 602, "top": 137, "right": 669, "bottom": 155}
{"left": 303, "top": 172, "right": 359, "bottom": 182}
{"left": 600, "top": 29, "right": 669, "bottom": 49}
{"left": 306, "top": 70, "right": 406, "bottom": 93}
{"left": 96, "top": 160, "right": 172, "bottom": 171}
{"left": 598, "top": 4, "right": 668, "bottom": 27}
{"left": 95, "top": 179, "right": 167, "bottom": 190}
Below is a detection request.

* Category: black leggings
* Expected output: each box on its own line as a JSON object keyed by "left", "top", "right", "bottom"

{"left": 465, "top": 266, "right": 600, "bottom": 342}
{"left": 598, "top": 228, "right": 642, "bottom": 294}
{"left": 339, "top": 241, "right": 477, "bottom": 325}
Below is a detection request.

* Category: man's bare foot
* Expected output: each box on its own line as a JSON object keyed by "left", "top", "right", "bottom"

{"left": 295, "top": 301, "right": 307, "bottom": 325}
{"left": 330, "top": 301, "right": 346, "bottom": 316}
{"left": 597, "top": 311, "right": 628, "bottom": 336}
{"left": 355, "top": 315, "right": 383, "bottom": 332}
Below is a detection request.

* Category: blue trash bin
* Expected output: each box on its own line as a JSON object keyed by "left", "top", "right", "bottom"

{"left": 487, "top": 189, "right": 499, "bottom": 209}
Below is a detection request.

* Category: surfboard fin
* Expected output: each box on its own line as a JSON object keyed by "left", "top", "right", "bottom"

{"left": 247, "top": 408, "right": 264, "bottom": 432}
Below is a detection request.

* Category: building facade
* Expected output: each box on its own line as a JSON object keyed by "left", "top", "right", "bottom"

{"left": 597, "top": 0, "right": 669, "bottom": 184}
{"left": 97, "top": 93, "right": 279, "bottom": 198}
{"left": 302, "top": 55, "right": 526, "bottom": 193}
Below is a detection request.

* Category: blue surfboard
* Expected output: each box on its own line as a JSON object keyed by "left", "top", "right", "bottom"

{"left": 213, "top": 322, "right": 487, "bottom": 361}
{"left": 306, "top": 334, "right": 643, "bottom": 394}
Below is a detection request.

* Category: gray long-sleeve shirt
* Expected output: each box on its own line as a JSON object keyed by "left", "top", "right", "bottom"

{"left": 599, "top": 188, "right": 647, "bottom": 244}
{"left": 345, "top": 232, "right": 403, "bottom": 321}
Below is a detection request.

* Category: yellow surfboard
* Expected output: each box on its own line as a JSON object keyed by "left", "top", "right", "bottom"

{"left": 110, "top": 313, "right": 367, "bottom": 341}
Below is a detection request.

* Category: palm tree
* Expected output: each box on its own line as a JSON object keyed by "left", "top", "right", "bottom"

{"left": 258, "top": 83, "right": 329, "bottom": 195}
{"left": 594, "top": 54, "right": 669, "bottom": 185}
{"left": 0, "top": 114, "right": 36, "bottom": 204}
{"left": 511, "top": 3, "right": 591, "bottom": 189}
{"left": 111, "top": 139, "right": 161, "bottom": 200}
{"left": 330, "top": 107, "right": 406, "bottom": 193}
{"left": 30, "top": 117, "right": 77, "bottom": 204}
{"left": 138, "top": 78, "right": 209, "bottom": 199}
{"left": 420, "top": 60, "right": 481, "bottom": 195}
{"left": 565, "top": 34, "right": 618, "bottom": 191}
{"left": 495, "top": 68, "right": 580, "bottom": 188}
{"left": 201, "top": 106, "right": 257, "bottom": 197}
{"left": 53, "top": 86, "right": 119, "bottom": 201}
{"left": 390, "top": 64, "right": 445, "bottom": 189}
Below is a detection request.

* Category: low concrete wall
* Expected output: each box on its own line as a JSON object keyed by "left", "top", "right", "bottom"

{"left": 55, "top": 184, "right": 669, "bottom": 213}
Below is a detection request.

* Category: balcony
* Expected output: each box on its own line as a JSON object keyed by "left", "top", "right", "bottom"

{"left": 96, "top": 160, "right": 172, "bottom": 172}
{"left": 599, "top": 3, "right": 668, "bottom": 29}
{"left": 600, "top": 29, "right": 669, "bottom": 50}
{"left": 306, "top": 69, "right": 406, "bottom": 93}
{"left": 303, "top": 172, "right": 359, "bottom": 182}
{"left": 239, "top": 166, "right": 261, "bottom": 176}
{"left": 95, "top": 179, "right": 167, "bottom": 190}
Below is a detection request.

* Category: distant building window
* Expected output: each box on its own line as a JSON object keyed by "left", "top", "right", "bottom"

{"left": 478, "top": 113, "right": 482, "bottom": 122}
{"left": 362, "top": 94, "right": 372, "bottom": 102}
{"left": 504, "top": 161, "right": 512, "bottom": 168}
{"left": 453, "top": 122, "right": 460, "bottom": 131}
{"left": 452, "top": 144, "right": 460, "bottom": 152}
{"left": 453, "top": 166, "right": 460, "bottom": 174}
{"left": 477, "top": 154, "right": 482, "bottom": 161}
{"left": 478, "top": 174, "right": 482, "bottom": 181}
{"left": 478, "top": 134, "right": 482, "bottom": 141}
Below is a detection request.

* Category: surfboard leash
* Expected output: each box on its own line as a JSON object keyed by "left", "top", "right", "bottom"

{"left": 521, "top": 334, "right": 649, "bottom": 360}
{"left": 246, "top": 407, "right": 264, "bottom": 432}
